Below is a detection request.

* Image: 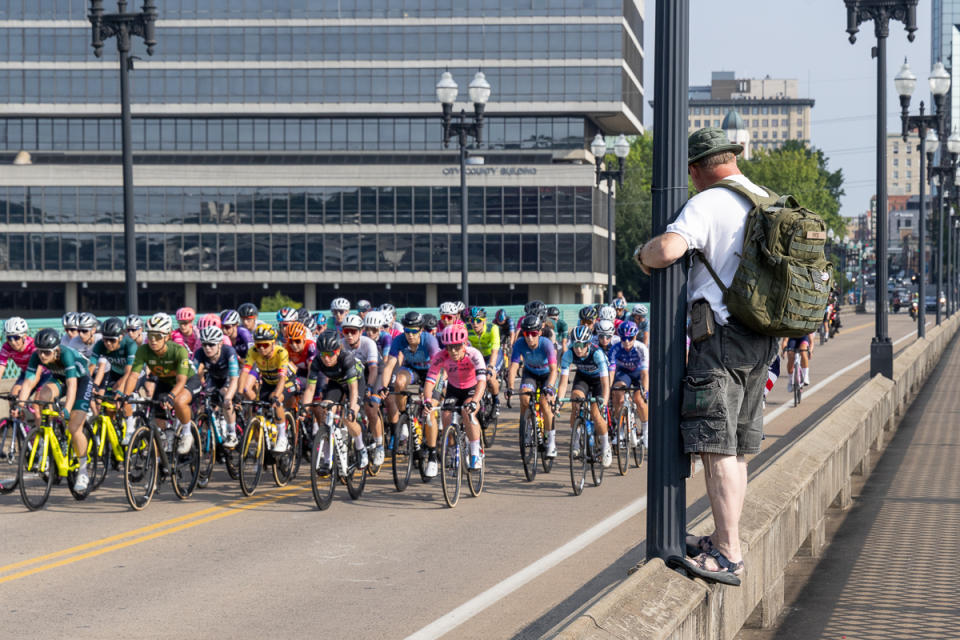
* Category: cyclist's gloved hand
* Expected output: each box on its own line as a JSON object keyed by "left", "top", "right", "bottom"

{"left": 464, "top": 401, "right": 478, "bottom": 413}
{"left": 544, "top": 386, "right": 556, "bottom": 397}
{"left": 158, "top": 392, "right": 174, "bottom": 407}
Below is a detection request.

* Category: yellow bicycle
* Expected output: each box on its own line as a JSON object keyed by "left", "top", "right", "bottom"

{"left": 17, "top": 400, "right": 98, "bottom": 511}
{"left": 89, "top": 392, "right": 126, "bottom": 490}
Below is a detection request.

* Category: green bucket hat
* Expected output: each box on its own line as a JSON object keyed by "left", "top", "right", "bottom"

{"left": 688, "top": 127, "right": 743, "bottom": 165}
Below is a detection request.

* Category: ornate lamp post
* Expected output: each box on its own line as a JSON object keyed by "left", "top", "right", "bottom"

{"left": 591, "top": 133, "right": 630, "bottom": 304}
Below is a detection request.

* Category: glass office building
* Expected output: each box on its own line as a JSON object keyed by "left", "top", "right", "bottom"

{"left": 0, "top": 1, "right": 643, "bottom": 316}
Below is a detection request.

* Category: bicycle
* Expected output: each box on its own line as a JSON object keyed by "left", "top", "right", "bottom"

{"left": 817, "top": 321, "right": 828, "bottom": 345}
{"left": 0, "top": 393, "right": 30, "bottom": 494}
{"left": 612, "top": 386, "right": 645, "bottom": 475}
{"left": 390, "top": 390, "right": 432, "bottom": 491}
{"left": 784, "top": 347, "right": 803, "bottom": 407}
{"left": 477, "top": 368, "right": 499, "bottom": 447}
{"left": 16, "top": 399, "right": 98, "bottom": 511}
{"left": 193, "top": 390, "right": 244, "bottom": 488}
{"left": 237, "top": 399, "right": 298, "bottom": 496}
{"left": 564, "top": 396, "right": 605, "bottom": 496}
{"left": 513, "top": 389, "right": 554, "bottom": 482}
{"left": 439, "top": 397, "right": 483, "bottom": 508}
{"left": 305, "top": 400, "right": 366, "bottom": 510}
{"left": 122, "top": 397, "right": 201, "bottom": 511}
{"left": 88, "top": 391, "right": 127, "bottom": 490}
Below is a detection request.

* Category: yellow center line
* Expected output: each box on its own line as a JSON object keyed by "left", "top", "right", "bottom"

{"left": 0, "top": 482, "right": 308, "bottom": 578}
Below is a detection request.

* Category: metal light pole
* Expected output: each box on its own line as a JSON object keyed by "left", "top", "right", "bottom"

{"left": 925, "top": 125, "right": 959, "bottom": 325}
{"left": 645, "top": 0, "right": 689, "bottom": 565}
{"left": 436, "top": 71, "right": 491, "bottom": 307}
{"left": 846, "top": 0, "right": 918, "bottom": 379}
{"left": 591, "top": 133, "right": 630, "bottom": 304}
{"left": 88, "top": 0, "right": 157, "bottom": 316}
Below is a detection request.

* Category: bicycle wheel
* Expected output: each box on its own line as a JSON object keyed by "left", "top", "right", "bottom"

{"left": 224, "top": 421, "right": 242, "bottom": 481}
{"left": 590, "top": 432, "right": 604, "bottom": 487}
{"left": 631, "top": 410, "right": 644, "bottom": 469}
{"left": 466, "top": 433, "right": 484, "bottom": 497}
{"left": 239, "top": 417, "right": 265, "bottom": 496}
{"left": 569, "top": 420, "right": 587, "bottom": 496}
{"left": 616, "top": 410, "right": 629, "bottom": 476}
{"left": 196, "top": 414, "right": 216, "bottom": 489}
{"left": 794, "top": 373, "right": 802, "bottom": 407}
{"left": 345, "top": 437, "right": 367, "bottom": 500}
{"left": 392, "top": 414, "right": 413, "bottom": 492}
{"left": 271, "top": 412, "right": 298, "bottom": 487}
{"left": 18, "top": 429, "right": 54, "bottom": 511}
{"left": 310, "top": 431, "right": 336, "bottom": 510}
{"left": 364, "top": 431, "right": 381, "bottom": 478}
{"left": 123, "top": 424, "right": 158, "bottom": 511}
{"left": 440, "top": 424, "right": 462, "bottom": 508}
{"left": 290, "top": 415, "right": 305, "bottom": 480}
{"left": 171, "top": 423, "right": 201, "bottom": 499}
{"left": 0, "top": 419, "right": 22, "bottom": 494}
{"left": 481, "top": 392, "right": 498, "bottom": 448}
{"left": 519, "top": 408, "right": 537, "bottom": 482}
{"left": 68, "top": 423, "right": 98, "bottom": 501}
{"left": 89, "top": 417, "right": 111, "bottom": 490}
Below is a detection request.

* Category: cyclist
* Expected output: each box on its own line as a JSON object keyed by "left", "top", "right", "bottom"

{"left": 594, "top": 319, "right": 619, "bottom": 363}
{"left": 782, "top": 333, "right": 814, "bottom": 390}
{"left": 356, "top": 299, "right": 372, "bottom": 320}
{"left": 630, "top": 304, "right": 650, "bottom": 348}
{"left": 612, "top": 297, "right": 627, "bottom": 324}
{"left": 379, "top": 303, "right": 402, "bottom": 336}
{"left": 61, "top": 311, "right": 80, "bottom": 346}
{"left": 122, "top": 313, "right": 201, "bottom": 454}
{"left": 276, "top": 306, "right": 299, "bottom": 340}
{"left": 67, "top": 312, "right": 101, "bottom": 366}
{"left": 237, "top": 323, "right": 293, "bottom": 453}
{"left": 172, "top": 307, "right": 201, "bottom": 353}
{"left": 198, "top": 313, "right": 231, "bottom": 346}
{"left": 505, "top": 314, "right": 558, "bottom": 457}
{"left": 557, "top": 325, "right": 612, "bottom": 467}
{"left": 379, "top": 311, "right": 441, "bottom": 474}
{"left": 238, "top": 302, "right": 259, "bottom": 334}
{"left": 221, "top": 309, "right": 253, "bottom": 359}
{"left": 438, "top": 301, "right": 462, "bottom": 329}
{"left": 340, "top": 313, "right": 384, "bottom": 465}
{"left": 421, "top": 324, "right": 487, "bottom": 472}
{"left": 91, "top": 317, "right": 137, "bottom": 394}
{"left": 302, "top": 330, "right": 367, "bottom": 470}
{"left": 283, "top": 321, "right": 316, "bottom": 391}
{"left": 313, "top": 311, "right": 328, "bottom": 334}
{"left": 17, "top": 328, "right": 95, "bottom": 493}
{"left": 546, "top": 306, "right": 568, "bottom": 352}
{"left": 512, "top": 300, "right": 546, "bottom": 345}
{"left": 303, "top": 315, "right": 319, "bottom": 342}
{"left": 467, "top": 307, "right": 502, "bottom": 413}
{"left": 610, "top": 321, "right": 649, "bottom": 449}
{"left": 194, "top": 325, "right": 240, "bottom": 449}
{"left": 577, "top": 305, "right": 599, "bottom": 332}
{"left": 0, "top": 316, "right": 44, "bottom": 399}
{"left": 493, "top": 309, "right": 514, "bottom": 354}
{"left": 423, "top": 313, "right": 439, "bottom": 337}
{"left": 330, "top": 297, "right": 351, "bottom": 333}
{"left": 598, "top": 305, "right": 617, "bottom": 326}
{"left": 363, "top": 311, "right": 391, "bottom": 356}
{"left": 126, "top": 314, "right": 145, "bottom": 346}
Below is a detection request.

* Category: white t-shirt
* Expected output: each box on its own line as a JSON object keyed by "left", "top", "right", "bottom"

{"left": 665, "top": 173, "right": 770, "bottom": 325}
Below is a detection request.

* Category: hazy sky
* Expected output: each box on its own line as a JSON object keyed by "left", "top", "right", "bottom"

{"left": 642, "top": 0, "right": 933, "bottom": 217}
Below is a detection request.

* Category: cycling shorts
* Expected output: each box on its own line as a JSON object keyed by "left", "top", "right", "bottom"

{"left": 155, "top": 374, "right": 202, "bottom": 399}
{"left": 397, "top": 366, "right": 428, "bottom": 387}
{"left": 443, "top": 384, "right": 476, "bottom": 407}
{"left": 572, "top": 372, "right": 604, "bottom": 399}
{"left": 613, "top": 369, "right": 645, "bottom": 389}
{"left": 259, "top": 376, "right": 301, "bottom": 402}
{"left": 320, "top": 377, "right": 366, "bottom": 405}
{"left": 520, "top": 370, "right": 551, "bottom": 393}
{"left": 786, "top": 336, "right": 811, "bottom": 351}
{"left": 17, "top": 369, "right": 52, "bottom": 390}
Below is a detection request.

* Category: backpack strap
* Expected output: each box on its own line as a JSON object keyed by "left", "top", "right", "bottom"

{"left": 706, "top": 178, "right": 780, "bottom": 209}
{"left": 693, "top": 250, "right": 728, "bottom": 294}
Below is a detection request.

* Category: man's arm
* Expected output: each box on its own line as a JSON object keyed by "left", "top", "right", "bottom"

{"left": 637, "top": 232, "right": 689, "bottom": 275}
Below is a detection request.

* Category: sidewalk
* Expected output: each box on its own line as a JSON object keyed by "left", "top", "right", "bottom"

{"left": 743, "top": 338, "right": 960, "bottom": 639}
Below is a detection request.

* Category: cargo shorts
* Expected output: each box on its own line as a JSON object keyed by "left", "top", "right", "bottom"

{"left": 680, "top": 318, "right": 777, "bottom": 456}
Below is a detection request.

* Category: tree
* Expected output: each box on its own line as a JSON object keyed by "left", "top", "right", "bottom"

{"left": 260, "top": 292, "right": 301, "bottom": 313}
{"left": 614, "top": 132, "right": 654, "bottom": 301}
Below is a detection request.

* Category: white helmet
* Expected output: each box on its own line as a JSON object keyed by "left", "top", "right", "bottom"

{"left": 378, "top": 303, "right": 396, "bottom": 322}
{"left": 342, "top": 314, "right": 363, "bottom": 330}
{"left": 198, "top": 326, "right": 224, "bottom": 345}
{"left": 439, "top": 301, "right": 459, "bottom": 316}
{"left": 454, "top": 301, "right": 466, "bottom": 313}
{"left": 632, "top": 304, "right": 648, "bottom": 317}
{"left": 363, "top": 311, "right": 383, "bottom": 329}
{"left": 62, "top": 312, "right": 80, "bottom": 329}
{"left": 330, "top": 297, "right": 350, "bottom": 312}
{"left": 4, "top": 317, "right": 28, "bottom": 336}
{"left": 145, "top": 312, "right": 173, "bottom": 335}
{"left": 278, "top": 307, "right": 299, "bottom": 323}
{"left": 596, "top": 319, "right": 616, "bottom": 337}
{"left": 599, "top": 305, "right": 616, "bottom": 321}
{"left": 78, "top": 312, "right": 99, "bottom": 330}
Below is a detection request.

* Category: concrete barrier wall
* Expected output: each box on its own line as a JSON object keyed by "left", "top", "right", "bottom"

{"left": 556, "top": 315, "right": 960, "bottom": 640}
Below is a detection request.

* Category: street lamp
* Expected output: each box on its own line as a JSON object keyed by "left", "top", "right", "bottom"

{"left": 437, "top": 70, "right": 491, "bottom": 307}
{"left": 592, "top": 133, "right": 630, "bottom": 304}
{"left": 845, "top": 0, "right": 918, "bottom": 379}
{"left": 87, "top": 0, "right": 158, "bottom": 316}
{"left": 925, "top": 124, "right": 960, "bottom": 326}
{"left": 896, "top": 59, "right": 950, "bottom": 337}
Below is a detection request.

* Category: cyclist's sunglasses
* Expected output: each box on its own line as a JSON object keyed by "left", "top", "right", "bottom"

{"left": 126, "top": 327, "right": 140, "bottom": 333}
{"left": 79, "top": 328, "right": 93, "bottom": 335}
{"left": 471, "top": 318, "right": 485, "bottom": 324}
{"left": 103, "top": 337, "right": 120, "bottom": 344}
{"left": 441, "top": 315, "right": 457, "bottom": 323}
{"left": 146, "top": 332, "right": 166, "bottom": 341}
{"left": 446, "top": 342, "right": 465, "bottom": 350}
{"left": 6, "top": 334, "right": 24, "bottom": 342}
{"left": 320, "top": 350, "right": 339, "bottom": 358}
{"left": 64, "top": 328, "right": 79, "bottom": 333}
{"left": 523, "top": 330, "right": 540, "bottom": 337}
{"left": 288, "top": 339, "right": 304, "bottom": 346}
{"left": 37, "top": 348, "right": 56, "bottom": 356}
{"left": 403, "top": 328, "right": 421, "bottom": 334}
{"left": 342, "top": 328, "right": 360, "bottom": 336}
{"left": 572, "top": 341, "right": 591, "bottom": 348}
{"left": 201, "top": 342, "right": 220, "bottom": 348}
{"left": 254, "top": 342, "right": 273, "bottom": 350}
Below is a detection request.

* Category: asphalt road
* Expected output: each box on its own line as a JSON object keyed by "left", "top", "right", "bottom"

{"left": 0, "top": 312, "right": 927, "bottom": 639}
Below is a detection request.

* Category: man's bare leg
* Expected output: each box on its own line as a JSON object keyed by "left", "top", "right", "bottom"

{"left": 701, "top": 452, "right": 747, "bottom": 567}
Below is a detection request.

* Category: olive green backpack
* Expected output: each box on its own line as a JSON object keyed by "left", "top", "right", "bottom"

{"left": 696, "top": 179, "right": 834, "bottom": 338}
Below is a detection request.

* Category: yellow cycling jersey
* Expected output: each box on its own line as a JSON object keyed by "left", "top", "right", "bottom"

{"left": 467, "top": 322, "right": 500, "bottom": 358}
{"left": 243, "top": 345, "right": 291, "bottom": 386}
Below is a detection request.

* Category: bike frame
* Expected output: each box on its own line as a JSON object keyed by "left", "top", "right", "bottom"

{"left": 27, "top": 408, "right": 77, "bottom": 477}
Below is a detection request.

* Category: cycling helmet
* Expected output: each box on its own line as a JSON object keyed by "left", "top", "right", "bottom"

{"left": 439, "top": 324, "right": 468, "bottom": 346}
{"left": 401, "top": 311, "right": 424, "bottom": 329}
{"left": 198, "top": 313, "right": 221, "bottom": 329}
{"left": 313, "top": 311, "right": 327, "bottom": 326}
{"left": 34, "top": 328, "right": 60, "bottom": 350}
{"left": 599, "top": 305, "right": 616, "bottom": 322}
{"left": 612, "top": 298, "right": 627, "bottom": 310}
{"left": 78, "top": 312, "right": 98, "bottom": 330}
{"left": 378, "top": 303, "right": 395, "bottom": 315}
{"left": 295, "top": 307, "right": 311, "bottom": 323}
{"left": 303, "top": 316, "right": 318, "bottom": 334}
{"left": 145, "top": 313, "right": 173, "bottom": 335}
{"left": 3, "top": 317, "right": 28, "bottom": 336}
{"left": 316, "top": 330, "right": 341, "bottom": 353}
{"left": 198, "top": 326, "right": 224, "bottom": 345}
{"left": 570, "top": 325, "right": 593, "bottom": 344}
{"left": 330, "top": 297, "right": 350, "bottom": 312}
{"left": 454, "top": 301, "right": 466, "bottom": 314}
{"left": 519, "top": 314, "right": 543, "bottom": 332}
{"left": 438, "top": 301, "right": 459, "bottom": 316}
{"left": 285, "top": 322, "right": 307, "bottom": 341}
{"left": 494, "top": 309, "right": 508, "bottom": 324}
{"left": 356, "top": 299, "right": 371, "bottom": 313}
{"left": 617, "top": 320, "right": 639, "bottom": 340}
{"left": 237, "top": 303, "right": 258, "bottom": 318}
{"left": 101, "top": 317, "right": 124, "bottom": 338}
{"left": 596, "top": 319, "right": 616, "bottom": 337}
{"left": 523, "top": 300, "right": 545, "bottom": 316}
{"left": 579, "top": 306, "right": 599, "bottom": 321}
{"left": 220, "top": 309, "right": 240, "bottom": 326}
{"left": 175, "top": 307, "right": 196, "bottom": 323}
{"left": 342, "top": 314, "right": 363, "bottom": 330}
{"left": 62, "top": 312, "right": 80, "bottom": 330}
{"left": 253, "top": 323, "right": 277, "bottom": 342}
{"left": 276, "top": 306, "right": 298, "bottom": 324}
{"left": 422, "top": 314, "right": 438, "bottom": 331}
{"left": 364, "top": 311, "right": 383, "bottom": 329}
{"left": 632, "top": 303, "right": 648, "bottom": 317}
{"left": 125, "top": 314, "right": 143, "bottom": 331}
{"left": 469, "top": 306, "right": 486, "bottom": 320}
{"left": 546, "top": 306, "right": 560, "bottom": 319}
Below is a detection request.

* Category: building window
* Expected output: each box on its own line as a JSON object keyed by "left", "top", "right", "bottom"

{"left": 772, "top": 131, "right": 777, "bottom": 139}
{"left": 907, "top": 170, "right": 912, "bottom": 179}
{"left": 713, "top": 107, "right": 721, "bottom": 114}
{"left": 772, "top": 106, "right": 779, "bottom": 114}
{"left": 751, "top": 106, "right": 759, "bottom": 114}
{"left": 693, "top": 107, "right": 701, "bottom": 114}
{"left": 761, "top": 106, "right": 769, "bottom": 114}
{"left": 694, "top": 119, "right": 700, "bottom": 127}
{"left": 893, "top": 158, "right": 899, "bottom": 166}
{"left": 894, "top": 170, "right": 899, "bottom": 179}
{"left": 893, "top": 143, "right": 899, "bottom": 154}
{"left": 906, "top": 158, "right": 911, "bottom": 167}
{"left": 714, "top": 119, "right": 719, "bottom": 127}
{"left": 796, "top": 119, "right": 802, "bottom": 127}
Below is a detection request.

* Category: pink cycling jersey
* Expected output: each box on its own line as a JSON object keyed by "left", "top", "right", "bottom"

{"left": 171, "top": 328, "right": 201, "bottom": 352}
{"left": 0, "top": 335, "right": 36, "bottom": 371}
{"left": 426, "top": 346, "right": 487, "bottom": 389}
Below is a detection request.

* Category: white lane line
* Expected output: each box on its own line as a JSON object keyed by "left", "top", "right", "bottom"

{"left": 405, "top": 497, "right": 648, "bottom": 640}
{"left": 762, "top": 326, "right": 922, "bottom": 426}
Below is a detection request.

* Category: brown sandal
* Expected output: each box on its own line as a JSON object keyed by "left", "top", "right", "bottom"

{"left": 685, "top": 533, "right": 714, "bottom": 557}
{"left": 682, "top": 549, "right": 744, "bottom": 586}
